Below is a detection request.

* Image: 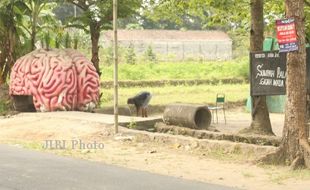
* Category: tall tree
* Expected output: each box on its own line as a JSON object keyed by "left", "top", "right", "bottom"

{"left": 240, "top": 0, "right": 274, "bottom": 135}
{"left": 65, "top": 0, "right": 142, "bottom": 76}
{"left": 0, "top": 0, "right": 24, "bottom": 84}
{"left": 261, "top": 0, "right": 310, "bottom": 169}
{"left": 0, "top": 0, "right": 55, "bottom": 84}
{"left": 143, "top": 0, "right": 263, "bottom": 32}
{"left": 147, "top": 0, "right": 274, "bottom": 135}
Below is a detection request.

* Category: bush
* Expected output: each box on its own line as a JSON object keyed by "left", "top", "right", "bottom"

{"left": 102, "top": 46, "right": 114, "bottom": 66}
{"left": 0, "top": 100, "right": 10, "bottom": 114}
{"left": 125, "top": 43, "right": 136, "bottom": 65}
{"left": 144, "top": 45, "right": 157, "bottom": 63}
{"left": 0, "top": 84, "right": 12, "bottom": 115}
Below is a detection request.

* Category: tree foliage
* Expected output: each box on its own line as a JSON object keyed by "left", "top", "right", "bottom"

{"left": 142, "top": 0, "right": 310, "bottom": 41}
{"left": 64, "top": 0, "right": 142, "bottom": 31}
{"left": 0, "top": 0, "right": 64, "bottom": 84}
{"left": 14, "top": 0, "right": 59, "bottom": 50}
{"left": 63, "top": 0, "right": 142, "bottom": 76}
{"left": 0, "top": 0, "right": 26, "bottom": 84}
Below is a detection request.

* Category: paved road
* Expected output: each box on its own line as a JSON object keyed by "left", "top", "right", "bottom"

{"left": 0, "top": 144, "right": 238, "bottom": 190}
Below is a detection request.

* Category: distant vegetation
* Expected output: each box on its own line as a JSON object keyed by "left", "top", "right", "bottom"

{"left": 100, "top": 57, "right": 249, "bottom": 81}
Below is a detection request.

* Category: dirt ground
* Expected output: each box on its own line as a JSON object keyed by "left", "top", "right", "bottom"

{"left": 0, "top": 110, "right": 309, "bottom": 190}
{"left": 213, "top": 107, "right": 285, "bottom": 136}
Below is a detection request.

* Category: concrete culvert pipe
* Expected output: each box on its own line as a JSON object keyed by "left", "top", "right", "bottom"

{"left": 93, "top": 106, "right": 131, "bottom": 116}
{"left": 163, "top": 104, "right": 212, "bottom": 129}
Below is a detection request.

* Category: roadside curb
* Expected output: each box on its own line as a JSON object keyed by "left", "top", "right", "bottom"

{"left": 117, "top": 126, "right": 277, "bottom": 159}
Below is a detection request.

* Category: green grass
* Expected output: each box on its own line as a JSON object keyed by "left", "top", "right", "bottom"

{"left": 100, "top": 57, "right": 249, "bottom": 81}
{"left": 262, "top": 165, "right": 310, "bottom": 184}
{"left": 242, "top": 172, "right": 255, "bottom": 178}
{"left": 100, "top": 83, "right": 249, "bottom": 107}
{"left": 98, "top": 56, "right": 250, "bottom": 107}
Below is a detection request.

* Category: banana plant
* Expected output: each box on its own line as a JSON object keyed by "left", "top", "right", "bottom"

{"left": 0, "top": 0, "right": 26, "bottom": 84}
{"left": 15, "top": 0, "right": 59, "bottom": 50}
{"left": 0, "top": 0, "right": 60, "bottom": 83}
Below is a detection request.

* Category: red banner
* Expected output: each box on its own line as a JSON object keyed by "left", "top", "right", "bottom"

{"left": 276, "top": 18, "right": 298, "bottom": 52}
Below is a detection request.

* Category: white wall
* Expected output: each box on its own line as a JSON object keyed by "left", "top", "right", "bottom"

{"left": 104, "top": 40, "right": 233, "bottom": 61}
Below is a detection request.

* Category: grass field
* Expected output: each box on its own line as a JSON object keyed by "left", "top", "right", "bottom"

{"left": 99, "top": 57, "right": 250, "bottom": 108}
{"left": 100, "top": 57, "right": 249, "bottom": 81}
{"left": 100, "top": 83, "right": 250, "bottom": 107}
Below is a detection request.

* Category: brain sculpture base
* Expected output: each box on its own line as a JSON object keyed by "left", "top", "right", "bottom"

{"left": 9, "top": 49, "right": 100, "bottom": 112}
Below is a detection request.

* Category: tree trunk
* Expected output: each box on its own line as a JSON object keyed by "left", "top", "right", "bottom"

{"left": 31, "top": 7, "right": 37, "bottom": 51}
{"left": 90, "top": 21, "right": 102, "bottom": 77}
{"left": 3, "top": 31, "right": 15, "bottom": 81}
{"left": 239, "top": 0, "right": 274, "bottom": 136}
{"left": 260, "top": 0, "right": 310, "bottom": 169}
{"left": 0, "top": 25, "right": 16, "bottom": 84}
{"left": 0, "top": 1, "right": 18, "bottom": 84}
{"left": 0, "top": 68, "right": 4, "bottom": 84}
{"left": 31, "top": 28, "right": 36, "bottom": 51}
{"left": 0, "top": 53, "right": 4, "bottom": 84}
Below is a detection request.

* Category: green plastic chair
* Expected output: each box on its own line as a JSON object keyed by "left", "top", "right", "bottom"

{"left": 209, "top": 94, "right": 226, "bottom": 124}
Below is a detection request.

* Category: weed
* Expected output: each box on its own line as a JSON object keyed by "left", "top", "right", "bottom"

{"left": 0, "top": 100, "right": 11, "bottom": 115}
{"left": 127, "top": 118, "right": 137, "bottom": 129}
{"left": 144, "top": 45, "right": 157, "bottom": 63}
{"left": 125, "top": 43, "right": 136, "bottom": 65}
{"left": 242, "top": 172, "right": 255, "bottom": 178}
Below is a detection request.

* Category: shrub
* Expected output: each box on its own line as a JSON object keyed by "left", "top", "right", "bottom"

{"left": 144, "top": 45, "right": 157, "bottom": 63}
{"left": 102, "top": 46, "right": 114, "bottom": 66}
{"left": 125, "top": 43, "right": 136, "bottom": 65}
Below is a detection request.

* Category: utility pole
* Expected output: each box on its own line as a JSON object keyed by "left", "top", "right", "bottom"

{"left": 113, "top": 0, "right": 119, "bottom": 134}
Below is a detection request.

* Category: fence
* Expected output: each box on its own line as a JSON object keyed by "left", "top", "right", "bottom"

{"left": 104, "top": 40, "right": 232, "bottom": 61}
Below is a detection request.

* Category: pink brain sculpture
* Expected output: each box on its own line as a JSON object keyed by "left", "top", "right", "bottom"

{"left": 9, "top": 49, "right": 100, "bottom": 112}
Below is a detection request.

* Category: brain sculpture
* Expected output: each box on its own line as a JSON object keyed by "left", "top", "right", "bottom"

{"left": 9, "top": 49, "right": 100, "bottom": 112}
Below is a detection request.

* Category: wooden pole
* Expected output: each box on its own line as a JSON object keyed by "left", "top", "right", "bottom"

{"left": 113, "top": 0, "right": 118, "bottom": 134}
